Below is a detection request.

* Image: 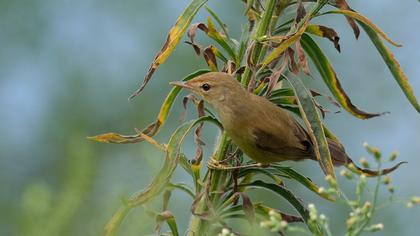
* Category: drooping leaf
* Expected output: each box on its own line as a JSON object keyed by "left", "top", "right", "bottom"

{"left": 300, "top": 33, "right": 385, "bottom": 119}
{"left": 89, "top": 69, "right": 210, "bottom": 144}
{"left": 296, "top": 39, "right": 311, "bottom": 75}
{"left": 270, "top": 165, "right": 335, "bottom": 201}
{"left": 239, "top": 180, "right": 322, "bottom": 234}
{"left": 332, "top": 0, "right": 360, "bottom": 39}
{"left": 287, "top": 48, "right": 299, "bottom": 75}
{"left": 104, "top": 116, "right": 220, "bottom": 236}
{"left": 305, "top": 24, "right": 340, "bottom": 52}
{"left": 167, "top": 182, "right": 195, "bottom": 198}
{"left": 295, "top": 0, "right": 306, "bottom": 24}
{"left": 359, "top": 22, "right": 420, "bottom": 113}
{"left": 284, "top": 74, "right": 335, "bottom": 178}
{"left": 129, "top": 0, "right": 208, "bottom": 99}
{"left": 321, "top": 9, "right": 402, "bottom": 47}
{"left": 203, "top": 46, "right": 219, "bottom": 71}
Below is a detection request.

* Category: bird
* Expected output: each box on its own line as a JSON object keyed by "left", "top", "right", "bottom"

{"left": 170, "top": 72, "right": 404, "bottom": 176}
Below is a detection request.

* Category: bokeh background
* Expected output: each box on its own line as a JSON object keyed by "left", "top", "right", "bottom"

{"left": 1, "top": 0, "right": 419, "bottom": 235}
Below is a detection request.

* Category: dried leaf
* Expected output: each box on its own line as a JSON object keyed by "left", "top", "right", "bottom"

{"left": 306, "top": 24, "right": 340, "bottom": 52}
{"left": 287, "top": 48, "right": 299, "bottom": 75}
{"left": 295, "top": 0, "right": 306, "bottom": 24}
{"left": 333, "top": 0, "right": 360, "bottom": 39}
{"left": 266, "top": 56, "right": 288, "bottom": 96}
{"left": 129, "top": 0, "right": 208, "bottom": 99}
{"left": 295, "top": 39, "right": 311, "bottom": 75}
{"left": 203, "top": 46, "right": 218, "bottom": 71}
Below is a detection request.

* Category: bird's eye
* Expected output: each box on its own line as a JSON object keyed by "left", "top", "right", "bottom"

{"left": 201, "top": 83, "right": 211, "bottom": 91}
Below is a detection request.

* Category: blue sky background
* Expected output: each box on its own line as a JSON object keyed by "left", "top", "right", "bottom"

{"left": 1, "top": 0, "right": 419, "bottom": 235}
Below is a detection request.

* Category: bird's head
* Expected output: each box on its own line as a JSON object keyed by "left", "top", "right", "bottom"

{"left": 170, "top": 72, "right": 248, "bottom": 109}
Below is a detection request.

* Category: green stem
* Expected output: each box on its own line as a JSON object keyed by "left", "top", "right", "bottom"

{"left": 188, "top": 132, "right": 230, "bottom": 236}
{"left": 350, "top": 161, "right": 383, "bottom": 236}
{"left": 241, "top": 0, "right": 277, "bottom": 87}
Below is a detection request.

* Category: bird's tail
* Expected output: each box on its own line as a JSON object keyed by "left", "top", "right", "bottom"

{"left": 327, "top": 139, "right": 406, "bottom": 177}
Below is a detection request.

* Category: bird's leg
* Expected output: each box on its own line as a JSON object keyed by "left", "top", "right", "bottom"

{"left": 207, "top": 158, "right": 269, "bottom": 170}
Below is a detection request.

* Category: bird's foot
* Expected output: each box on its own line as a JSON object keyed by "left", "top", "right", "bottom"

{"left": 207, "top": 158, "right": 269, "bottom": 170}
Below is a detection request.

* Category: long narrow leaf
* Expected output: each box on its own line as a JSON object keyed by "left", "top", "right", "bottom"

{"left": 270, "top": 165, "right": 335, "bottom": 201}
{"left": 240, "top": 180, "right": 322, "bottom": 234}
{"left": 284, "top": 74, "right": 335, "bottom": 178}
{"left": 129, "top": 0, "right": 208, "bottom": 99}
{"left": 300, "top": 34, "right": 384, "bottom": 119}
{"left": 359, "top": 22, "right": 420, "bottom": 113}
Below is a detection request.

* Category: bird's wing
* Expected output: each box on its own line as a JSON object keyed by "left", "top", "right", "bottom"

{"left": 252, "top": 121, "right": 312, "bottom": 158}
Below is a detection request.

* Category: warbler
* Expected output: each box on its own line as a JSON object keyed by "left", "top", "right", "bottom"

{"left": 170, "top": 72, "right": 404, "bottom": 176}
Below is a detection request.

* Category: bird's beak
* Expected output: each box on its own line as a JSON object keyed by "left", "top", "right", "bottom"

{"left": 169, "top": 81, "right": 192, "bottom": 89}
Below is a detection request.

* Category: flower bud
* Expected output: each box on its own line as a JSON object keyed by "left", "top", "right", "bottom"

{"left": 359, "top": 157, "right": 370, "bottom": 168}
{"left": 325, "top": 175, "right": 337, "bottom": 189}
{"left": 340, "top": 169, "right": 353, "bottom": 179}
{"left": 366, "top": 223, "right": 384, "bottom": 232}
{"left": 389, "top": 151, "right": 399, "bottom": 161}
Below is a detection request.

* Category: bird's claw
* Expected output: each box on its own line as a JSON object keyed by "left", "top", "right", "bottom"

{"left": 207, "top": 158, "right": 268, "bottom": 171}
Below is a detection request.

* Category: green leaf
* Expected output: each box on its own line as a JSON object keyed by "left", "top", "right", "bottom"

{"left": 284, "top": 74, "right": 335, "bottom": 178}
{"left": 156, "top": 211, "right": 179, "bottom": 236}
{"left": 359, "top": 22, "right": 420, "bottom": 113}
{"left": 239, "top": 180, "right": 322, "bottom": 234}
{"left": 300, "top": 33, "right": 384, "bottom": 119}
{"left": 104, "top": 116, "right": 219, "bottom": 236}
{"left": 89, "top": 69, "right": 210, "bottom": 144}
{"left": 167, "top": 182, "right": 195, "bottom": 198}
{"left": 239, "top": 167, "right": 285, "bottom": 185}
{"left": 129, "top": 0, "right": 208, "bottom": 99}
{"left": 270, "top": 165, "right": 336, "bottom": 201}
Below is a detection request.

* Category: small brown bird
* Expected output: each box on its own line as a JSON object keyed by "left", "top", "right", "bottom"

{"left": 170, "top": 72, "right": 404, "bottom": 176}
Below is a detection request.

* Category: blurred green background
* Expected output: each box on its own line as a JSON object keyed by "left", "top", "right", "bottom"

{"left": 1, "top": 0, "right": 419, "bottom": 235}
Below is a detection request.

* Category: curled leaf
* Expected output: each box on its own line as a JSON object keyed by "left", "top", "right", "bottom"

{"left": 332, "top": 0, "right": 360, "bottom": 39}
{"left": 306, "top": 24, "right": 340, "bottom": 52}
{"left": 203, "top": 46, "right": 219, "bottom": 71}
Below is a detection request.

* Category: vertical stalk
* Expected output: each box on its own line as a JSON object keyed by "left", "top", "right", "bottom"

{"left": 241, "top": 0, "right": 278, "bottom": 86}
{"left": 188, "top": 132, "right": 230, "bottom": 236}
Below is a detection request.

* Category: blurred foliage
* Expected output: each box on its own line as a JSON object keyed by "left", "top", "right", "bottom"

{"left": 91, "top": 0, "right": 418, "bottom": 235}
{"left": 1, "top": 0, "right": 420, "bottom": 236}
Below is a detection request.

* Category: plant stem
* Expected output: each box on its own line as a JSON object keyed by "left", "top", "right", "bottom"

{"left": 241, "top": 0, "right": 278, "bottom": 86}
{"left": 188, "top": 132, "right": 230, "bottom": 236}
